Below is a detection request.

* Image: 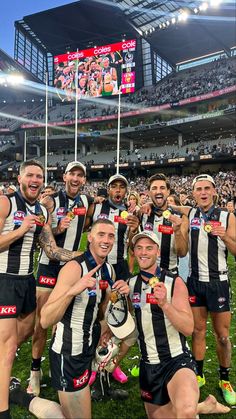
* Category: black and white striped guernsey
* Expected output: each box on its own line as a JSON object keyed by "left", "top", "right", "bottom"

{"left": 92, "top": 200, "right": 129, "bottom": 265}
{"left": 140, "top": 211, "right": 178, "bottom": 270}
{"left": 188, "top": 206, "right": 229, "bottom": 282}
{"left": 0, "top": 192, "right": 48, "bottom": 275}
{"left": 51, "top": 253, "right": 114, "bottom": 356}
{"left": 39, "top": 190, "right": 92, "bottom": 267}
{"left": 129, "top": 271, "right": 187, "bottom": 364}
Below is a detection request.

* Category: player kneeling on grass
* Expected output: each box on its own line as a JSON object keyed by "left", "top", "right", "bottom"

{"left": 128, "top": 231, "right": 231, "bottom": 419}
{"left": 41, "top": 219, "right": 129, "bottom": 419}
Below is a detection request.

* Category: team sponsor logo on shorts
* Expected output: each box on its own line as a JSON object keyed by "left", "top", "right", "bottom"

{"left": 140, "top": 389, "right": 152, "bottom": 401}
{"left": 56, "top": 207, "right": 66, "bottom": 219}
{"left": 189, "top": 296, "right": 196, "bottom": 304}
{"left": 98, "top": 213, "right": 109, "bottom": 220}
{"left": 190, "top": 217, "right": 201, "bottom": 230}
{"left": 144, "top": 223, "right": 153, "bottom": 231}
{"left": 13, "top": 210, "right": 25, "bottom": 225}
{"left": 73, "top": 369, "right": 89, "bottom": 389}
{"left": 39, "top": 276, "right": 57, "bottom": 287}
{"left": 0, "top": 305, "right": 17, "bottom": 315}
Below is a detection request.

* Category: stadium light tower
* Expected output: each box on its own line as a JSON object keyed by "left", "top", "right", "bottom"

{"left": 74, "top": 49, "right": 79, "bottom": 160}
{"left": 45, "top": 72, "right": 49, "bottom": 185}
{"left": 116, "top": 89, "right": 122, "bottom": 174}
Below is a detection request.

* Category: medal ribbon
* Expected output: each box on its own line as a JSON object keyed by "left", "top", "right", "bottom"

{"left": 62, "top": 191, "right": 82, "bottom": 213}
{"left": 140, "top": 266, "right": 161, "bottom": 280}
{"left": 84, "top": 249, "right": 114, "bottom": 287}
{"left": 198, "top": 205, "right": 215, "bottom": 223}
{"left": 108, "top": 198, "right": 127, "bottom": 211}
{"left": 16, "top": 190, "right": 43, "bottom": 216}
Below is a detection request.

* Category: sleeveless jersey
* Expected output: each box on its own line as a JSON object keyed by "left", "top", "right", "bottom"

{"left": 188, "top": 207, "right": 229, "bottom": 282}
{"left": 129, "top": 271, "right": 187, "bottom": 364}
{"left": 0, "top": 192, "right": 48, "bottom": 275}
{"left": 39, "top": 190, "right": 92, "bottom": 267}
{"left": 51, "top": 253, "right": 114, "bottom": 356}
{"left": 140, "top": 210, "right": 178, "bottom": 270}
{"left": 92, "top": 200, "right": 129, "bottom": 265}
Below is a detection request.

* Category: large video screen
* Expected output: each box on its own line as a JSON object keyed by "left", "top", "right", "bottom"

{"left": 54, "top": 39, "right": 136, "bottom": 100}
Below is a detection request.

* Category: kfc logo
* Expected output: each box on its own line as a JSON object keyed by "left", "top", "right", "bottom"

{"left": 39, "top": 276, "right": 56, "bottom": 287}
{"left": 140, "top": 390, "right": 152, "bottom": 401}
{"left": 73, "top": 369, "right": 89, "bottom": 388}
{"left": 189, "top": 296, "right": 196, "bottom": 304}
{"left": 0, "top": 306, "right": 17, "bottom": 315}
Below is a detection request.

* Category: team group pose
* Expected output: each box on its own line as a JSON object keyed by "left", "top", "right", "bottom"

{"left": 0, "top": 160, "right": 235, "bottom": 419}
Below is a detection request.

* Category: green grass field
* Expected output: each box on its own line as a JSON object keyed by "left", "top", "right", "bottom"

{"left": 11, "top": 249, "right": 236, "bottom": 419}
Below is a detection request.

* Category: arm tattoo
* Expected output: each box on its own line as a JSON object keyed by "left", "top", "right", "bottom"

{"left": 39, "top": 225, "right": 75, "bottom": 261}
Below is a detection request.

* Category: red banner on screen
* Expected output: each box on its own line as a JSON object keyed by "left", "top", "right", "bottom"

{"left": 53, "top": 39, "right": 136, "bottom": 99}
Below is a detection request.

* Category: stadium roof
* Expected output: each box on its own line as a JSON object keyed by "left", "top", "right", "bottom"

{"left": 15, "top": 0, "right": 236, "bottom": 66}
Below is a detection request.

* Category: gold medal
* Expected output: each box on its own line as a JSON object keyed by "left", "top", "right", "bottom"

{"left": 163, "top": 210, "right": 171, "bottom": 219}
{"left": 204, "top": 223, "right": 212, "bottom": 233}
{"left": 120, "top": 210, "right": 129, "bottom": 220}
{"left": 149, "top": 276, "right": 159, "bottom": 287}
{"left": 67, "top": 211, "right": 75, "bottom": 220}
{"left": 110, "top": 289, "right": 119, "bottom": 304}
{"left": 38, "top": 214, "right": 45, "bottom": 225}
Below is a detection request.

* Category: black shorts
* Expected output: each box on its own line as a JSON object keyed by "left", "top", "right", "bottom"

{"left": 112, "top": 259, "right": 130, "bottom": 281}
{"left": 139, "top": 351, "right": 197, "bottom": 406}
{"left": 0, "top": 273, "right": 36, "bottom": 318}
{"left": 187, "top": 277, "right": 231, "bottom": 312}
{"left": 50, "top": 323, "right": 100, "bottom": 392}
{"left": 36, "top": 264, "right": 62, "bottom": 289}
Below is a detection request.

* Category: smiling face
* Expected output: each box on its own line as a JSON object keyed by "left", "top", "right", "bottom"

{"left": 63, "top": 168, "right": 85, "bottom": 198}
{"left": 134, "top": 237, "right": 160, "bottom": 272}
{"left": 18, "top": 165, "right": 44, "bottom": 203}
{"left": 193, "top": 180, "right": 216, "bottom": 211}
{"left": 149, "top": 180, "right": 170, "bottom": 209}
{"left": 108, "top": 180, "right": 127, "bottom": 205}
{"left": 88, "top": 222, "right": 115, "bottom": 262}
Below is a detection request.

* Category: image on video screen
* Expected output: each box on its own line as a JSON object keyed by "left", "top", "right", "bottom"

{"left": 53, "top": 39, "right": 136, "bottom": 101}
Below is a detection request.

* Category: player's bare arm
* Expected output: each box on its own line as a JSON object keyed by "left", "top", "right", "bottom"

{"left": 83, "top": 202, "right": 95, "bottom": 231}
{"left": 171, "top": 213, "right": 189, "bottom": 257}
{"left": 38, "top": 222, "right": 81, "bottom": 261}
{"left": 0, "top": 195, "right": 37, "bottom": 251}
{"left": 153, "top": 277, "right": 194, "bottom": 336}
{"left": 41, "top": 263, "right": 100, "bottom": 328}
{"left": 212, "top": 212, "right": 236, "bottom": 256}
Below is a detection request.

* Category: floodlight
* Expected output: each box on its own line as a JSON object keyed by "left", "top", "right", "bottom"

{"left": 171, "top": 17, "right": 176, "bottom": 24}
{"left": 7, "top": 75, "right": 24, "bottom": 85}
{"left": 199, "top": 2, "right": 208, "bottom": 11}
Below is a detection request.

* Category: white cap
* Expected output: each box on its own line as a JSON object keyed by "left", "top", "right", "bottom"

{"left": 132, "top": 231, "right": 160, "bottom": 247}
{"left": 107, "top": 174, "right": 128, "bottom": 187}
{"left": 65, "top": 161, "right": 86, "bottom": 175}
{"left": 0, "top": 185, "right": 5, "bottom": 191}
{"left": 192, "top": 174, "right": 215, "bottom": 188}
{"left": 106, "top": 293, "right": 135, "bottom": 339}
{"left": 8, "top": 185, "right": 17, "bottom": 192}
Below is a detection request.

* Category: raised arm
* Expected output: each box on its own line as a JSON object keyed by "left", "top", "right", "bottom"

{"left": 0, "top": 195, "right": 37, "bottom": 251}
{"left": 171, "top": 213, "right": 189, "bottom": 257}
{"left": 40, "top": 262, "right": 100, "bottom": 328}
{"left": 212, "top": 212, "right": 236, "bottom": 256}
{"left": 39, "top": 223, "right": 81, "bottom": 261}
{"left": 153, "top": 277, "right": 194, "bottom": 336}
